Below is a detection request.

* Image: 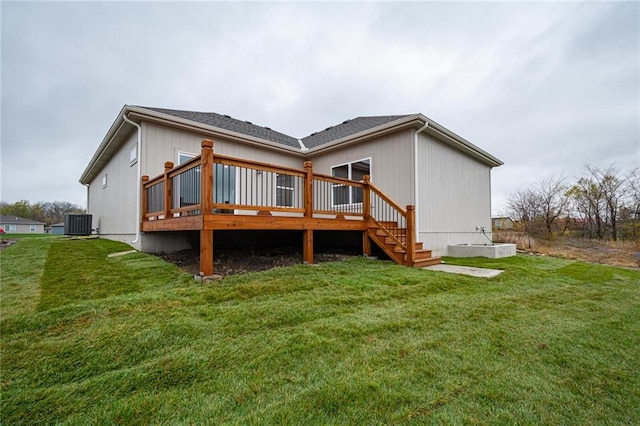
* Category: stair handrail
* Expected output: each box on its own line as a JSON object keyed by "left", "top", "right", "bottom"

{"left": 365, "top": 179, "right": 416, "bottom": 265}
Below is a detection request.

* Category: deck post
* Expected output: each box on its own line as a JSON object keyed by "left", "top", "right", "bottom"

{"left": 163, "top": 162, "right": 174, "bottom": 219}
{"left": 200, "top": 139, "right": 215, "bottom": 276}
{"left": 406, "top": 205, "right": 416, "bottom": 266}
{"left": 303, "top": 230, "right": 313, "bottom": 264}
{"left": 141, "top": 175, "right": 149, "bottom": 229}
{"left": 201, "top": 139, "right": 214, "bottom": 213}
{"left": 362, "top": 175, "right": 371, "bottom": 220}
{"left": 362, "top": 231, "right": 371, "bottom": 257}
{"left": 200, "top": 230, "right": 214, "bottom": 276}
{"left": 303, "top": 161, "right": 313, "bottom": 218}
{"left": 303, "top": 161, "right": 314, "bottom": 264}
{"left": 362, "top": 175, "right": 372, "bottom": 257}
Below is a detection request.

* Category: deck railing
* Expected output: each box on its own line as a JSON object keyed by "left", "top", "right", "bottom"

{"left": 141, "top": 139, "right": 415, "bottom": 263}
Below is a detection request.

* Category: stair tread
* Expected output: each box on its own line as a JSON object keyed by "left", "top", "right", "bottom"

{"left": 413, "top": 257, "right": 441, "bottom": 267}
{"left": 367, "top": 223, "right": 436, "bottom": 268}
{"left": 394, "top": 247, "right": 432, "bottom": 254}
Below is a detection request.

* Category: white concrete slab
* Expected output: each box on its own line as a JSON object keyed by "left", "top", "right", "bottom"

{"left": 424, "top": 264, "right": 503, "bottom": 278}
{"left": 107, "top": 250, "right": 137, "bottom": 258}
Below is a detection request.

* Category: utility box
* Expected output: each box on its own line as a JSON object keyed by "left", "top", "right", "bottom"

{"left": 64, "top": 214, "right": 92, "bottom": 236}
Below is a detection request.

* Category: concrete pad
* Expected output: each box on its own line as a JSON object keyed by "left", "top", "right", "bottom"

{"left": 107, "top": 250, "right": 137, "bottom": 258}
{"left": 423, "top": 264, "right": 503, "bottom": 278}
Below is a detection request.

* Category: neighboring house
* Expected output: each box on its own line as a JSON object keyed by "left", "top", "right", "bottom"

{"left": 80, "top": 105, "right": 503, "bottom": 274}
{"left": 51, "top": 222, "right": 65, "bottom": 235}
{"left": 492, "top": 216, "right": 515, "bottom": 231}
{"left": 0, "top": 215, "right": 45, "bottom": 233}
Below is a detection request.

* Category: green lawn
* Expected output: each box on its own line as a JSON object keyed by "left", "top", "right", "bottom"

{"left": 1, "top": 238, "right": 639, "bottom": 425}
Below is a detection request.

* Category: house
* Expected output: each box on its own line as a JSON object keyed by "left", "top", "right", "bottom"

{"left": 492, "top": 216, "right": 515, "bottom": 231}
{"left": 80, "top": 106, "right": 503, "bottom": 274}
{"left": 0, "top": 215, "right": 45, "bottom": 233}
{"left": 50, "top": 222, "right": 65, "bottom": 235}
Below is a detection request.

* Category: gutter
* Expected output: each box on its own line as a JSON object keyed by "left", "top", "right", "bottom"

{"left": 122, "top": 114, "right": 142, "bottom": 245}
{"left": 414, "top": 122, "right": 429, "bottom": 238}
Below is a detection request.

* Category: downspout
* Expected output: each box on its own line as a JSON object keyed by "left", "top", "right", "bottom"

{"left": 82, "top": 183, "right": 91, "bottom": 232}
{"left": 82, "top": 184, "right": 90, "bottom": 212}
{"left": 122, "top": 114, "right": 142, "bottom": 246}
{"left": 414, "top": 122, "right": 429, "bottom": 239}
{"left": 297, "top": 139, "right": 309, "bottom": 151}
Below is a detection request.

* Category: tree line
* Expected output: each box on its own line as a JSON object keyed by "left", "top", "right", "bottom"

{"left": 507, "top": 165, "right": 639, "bottom": 241}
{"left": 0, "top": 200, "right": 85, "bottom": 227}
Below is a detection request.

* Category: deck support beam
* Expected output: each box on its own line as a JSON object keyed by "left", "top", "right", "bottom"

{"left": 303, "top": 230, "right": 313, "bottom": 264}
{"left": 406, "top": 205, "right": 416, "bottom": 266}
{"left": 200, "top": 230, "right": 214, "bottom": 276}
{"left": 362, "top": 232, "right": 371, "bottom": 256}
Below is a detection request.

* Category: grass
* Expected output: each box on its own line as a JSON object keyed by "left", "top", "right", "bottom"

{"left": 1, "top": 238, "right": 639, "bottom": 424}
{"left": 1, "top": 233, "right": 58, "bottom": 239}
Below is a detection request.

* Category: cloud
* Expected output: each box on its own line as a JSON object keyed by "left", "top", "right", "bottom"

{"left": 1, "top": 1, "right": 638, "bottom": 213}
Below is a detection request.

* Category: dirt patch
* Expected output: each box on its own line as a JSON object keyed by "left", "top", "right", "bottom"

{"left": 159, "top": 248, "right": 357, "bottom": 276}
{"left": 0, "top": 239, "right": 18, "bottom": 251}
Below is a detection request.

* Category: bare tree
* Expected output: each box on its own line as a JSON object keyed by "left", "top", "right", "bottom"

{"left": 567, "top": 177, "right": 605, "bottom": 239}
{"left": 567, "top": 165, "right": 637, "bottom": 241}
{"left": 538, "top": 175, "right": 569, "bottom": 236}
{"left": 587, "top": 165, "right": 632, "bottom": 241}
{"left": 507, "top": 175, "right": 568, "bottom": 237}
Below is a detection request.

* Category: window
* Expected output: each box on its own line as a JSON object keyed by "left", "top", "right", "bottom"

{"left": 276, "top": 174, "right": 295, "bottom": 207}
{"left": 5, "top": 224, "right": 16, "bottom": 232}
{"left": 129, "top": 145, "right": 138, "bottom": 166}
{"left": 215, "top": 164, "right": 236, "bottom": 206}
{"left": 175, "top": 152, "right": 236, "bottom": 209}
{"left": 331, "top": 158, "right": 370, "bottom": 205}
{"left": 30, "top": 225, "right": 36, "bottom": 232}
{"left": 176, "top": 153, "right": 198, "bottom": 208}
{"left": 102, "top": 174, "right": 107, "bottom": 188}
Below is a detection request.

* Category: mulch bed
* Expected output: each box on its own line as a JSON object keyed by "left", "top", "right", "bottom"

{"left": 159, "top": 248, "right": 357, "bottom": 276}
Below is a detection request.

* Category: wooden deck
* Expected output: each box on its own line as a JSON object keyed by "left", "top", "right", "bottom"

{"left": 141, "top": 139, "right": 440, "bottom": 275}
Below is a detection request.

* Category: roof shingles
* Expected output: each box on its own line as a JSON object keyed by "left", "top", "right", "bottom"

{"left": 141, "top": 107, "right": 411, "bottom": 150}
{"left": 0, "top": 215, "right": 45, "bottom": 225}
{"left": 301, "top": 115, "right": 411, "bottom": 148}
{"left": 143, "top": 107, "right": 301, "bottom": 148}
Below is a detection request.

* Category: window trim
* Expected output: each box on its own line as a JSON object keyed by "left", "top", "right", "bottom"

{"left": 30, "top": 224, "right": 36, "bottom": 232}
{"left": 129, "top": 145, "right": 138, "bottom": 166}
{"left": 178, "top": 151, "right": 196, "bottom": 165}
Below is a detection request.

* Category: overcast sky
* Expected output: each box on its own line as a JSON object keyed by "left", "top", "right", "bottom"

{"left": 2, "top": 1, "right": 638, "bottom": 214}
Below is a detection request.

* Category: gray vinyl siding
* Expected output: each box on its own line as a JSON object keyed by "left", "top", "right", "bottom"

{"left": 87, "top": 132, "right": 139, "bottom": 239}
{"left": 308, "top": 129, "right": 415, "bottom": 208}
{"left": 141, "top": 123, "right": 301, "bottom": 179}
{"left": 416, "top": 133, "right": 493, "bottom": 255}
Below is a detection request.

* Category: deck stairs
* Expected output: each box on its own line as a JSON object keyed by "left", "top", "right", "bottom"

{"left": 367, "top": 221, "right": 441, "bottom": 268}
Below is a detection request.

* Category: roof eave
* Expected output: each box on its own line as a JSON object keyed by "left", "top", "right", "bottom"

{"left": 79, "top": 105, "right": 132, "bottom": 184}
{"left": 425, "top": 121, "right": 504, "bottom": 167}
{"left": 79, "top": 106, "right": 305, "bottom": 185}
